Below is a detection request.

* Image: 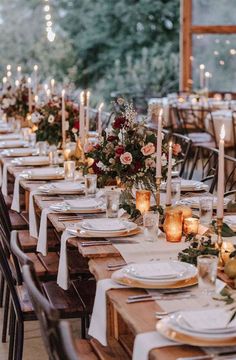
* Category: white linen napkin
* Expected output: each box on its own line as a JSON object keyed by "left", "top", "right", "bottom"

{"left": 88, "top": 279, "right": 127, "bottom": 346}
{"left": 0, "top": 163, "right": 2, "bottom": 187}
{"left": 29, "top": 189, "right": 41, "bottom": 238}
{"left": 65, "top": 198, "right": 99, "bottom": 209}
{"left": 132, "top": 331, "right": 181, "bottom": 360}
{"left": 57, "top": 230, "right": 77, "bottom": 290}
{"left": 1, "top": 162, "right": 10, "bottom": 196}
{"left": 36, "top": 208, "right": 54, "bottom": 256}
{"left": 11, "top": 174, "right": 21, "bottom": 212}
{"left": 82, "top": 219, "right": 126, "bottom": 231}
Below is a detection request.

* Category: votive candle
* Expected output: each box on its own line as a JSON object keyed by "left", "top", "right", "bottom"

{"left": 136, "top": 190, "right": 151, "bottom": 214}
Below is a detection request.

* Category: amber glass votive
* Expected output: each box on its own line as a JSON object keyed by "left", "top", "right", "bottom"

{"left": 164, "top": 210, "right": 183, "bottom": 242}
{"left": 183, "top": 217, "right": 199, "bottom": 235}
{"left": 136, "top": 190, "right": 151, "bottom": 214}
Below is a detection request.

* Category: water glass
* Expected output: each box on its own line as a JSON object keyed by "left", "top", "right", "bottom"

{"left": 29, "top": 133, "right": 36, "bottom": 147}
{"left": 64, "top": 161, "right": 75, "bottom": 181}
{"left": 49, "top": 146, "right": 59, "bottom": 166}
{"left": 85, "top": 174, "right": 97, "bottom": 197}
{"left": 171, "top": 179, "right": 181, "bottom": 205}
{"left": 106, "top": 190, "right": 120, "bottom": 218}
{"left": 143, "top": 211, "right": 159, "bottom": 242}
{"left": 197, "top": 255, "right": 218, "bottom": 294}
{"left": 21, "top": 128, "right": 30, "bottom": 142}
{"left": 37, "top": 141, "right": 48, "bottom": 156}
{"left": 199, "top": 197, "right": 213, "bottom": 227}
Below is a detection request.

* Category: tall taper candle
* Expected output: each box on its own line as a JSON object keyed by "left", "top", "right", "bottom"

{"left": 199, "top": 64, "right": 205, "bottom": 89}
{"left": 33, "top": 65, "right": 38, "bottom": 94}
{"left": 156, "top": 108, "right": 163, "bottom": 178}
{"left": 166, "top": 142, "right": 172, "bottom": 206}
{"left": 17, "top": 66, "right": 22, "bottom": 80}
{"left": 79, "top": 91, "right": 85, "bottom": 145}
{"left": 86, "top": 91, "right": 90, "bottom": 134}
{"left": 217, "top": 124, "right": 225, "bottom": 219}
{"left": 28, "top": 77, "right": 32, "bottom": 113}
{"left": 98, "top": 102, "right": 104, "bottom": 135}
{"left": 61, "top": 89, "right": 66, "bottom": 149}
{"left": 50, "top": 79, "right": 55, "bottom": 94}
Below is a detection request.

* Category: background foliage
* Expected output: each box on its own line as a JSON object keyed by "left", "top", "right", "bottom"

{"left": 0, "top": 0, "right": 180, "bottom": 107}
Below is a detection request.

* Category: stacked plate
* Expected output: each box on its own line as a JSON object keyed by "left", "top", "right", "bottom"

{"left": 111, "top": 261, "right": 197, "bottom": 289}
{"left": 67, "top": 218, "right": 139, "bottom": 238}
{"left": 161, "top": 180, "right": 208, "bottom": 193}
{"left": 12, "top": 156, "right": 50, "bottom": 166}
{"left": 224, "top": 215, "right": 236, "bottom": 232}
{"left": 50, "top": 198, "right": 105, "bottom": 213}
{"left": 157, "top": 308, "right": 236, "bottom": 346}
{"left": 179, "top": 196, "right": 230, "bottom": 209}
{"left": 21, "top": 167, "right": 64, "bottom": 180}
{"left": 38, "top": 181, "right": 85, "bottom": 195}
{"left": 1, "top": 148, "right": 36, "bottom": 157}
{"left": 0, "top": 140, "right": 27, "bottom": 148}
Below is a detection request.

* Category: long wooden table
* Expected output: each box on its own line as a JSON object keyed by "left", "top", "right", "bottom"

{"left": 4, "top": 165, "right": 230, "bottom": 359}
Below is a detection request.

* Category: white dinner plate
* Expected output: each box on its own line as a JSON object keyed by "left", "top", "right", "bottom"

{"left": 81, "top": 219, "right": 137, "bottom": 232}
{"left": 38, "top": 182, "right": 84, "bottom": 195}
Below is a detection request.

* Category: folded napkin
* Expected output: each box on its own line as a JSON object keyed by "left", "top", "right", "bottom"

{"left": 82, "top": 219, "right": 126, "bottom": 231}
{"left": 29, "top": 189, "right": 41, "bottom": 238}
{"left": 66, "top": 198, "right": 99, "bottom": 209}
{"left": 0, "top": 140, "right": 25, "bottom": 148}
{"left": 88, "top": 279, "right": 127, "bottom": 346}
{"left": 57, "top": 230, "right": 77, "bottom": 290}
{"left": 0, "top": 134, "right": 21, "bottom": 141}
{"left": 11, "top": 174, "right": 21, "bottom": 212}
{"left": 25, "top": 167, "right": 63, "bottom": 179}
{"left": 36, "top": 208, "right": 54, "bottom": 256}
{"left": 180, "top": 308, "right": 236, "bottom": 331}
{"left": 2, "top": 148, "right": 34, "bottom": 157}
{"left": 132, "top": 331, "right": 181, "bottom": 360}
{"left": 1, "top": 162, "right": 10, "bottom": 196}
{"left": 14, "top": 156, "right": 49, "bottom": 166}
{"left": 126, "top": 262, "right": 181, "bottom": 279}
{"left": 45, "top": 181, "right": 84, "bottom": 192}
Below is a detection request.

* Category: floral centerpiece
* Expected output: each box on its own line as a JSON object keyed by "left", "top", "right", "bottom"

{"left": 86, "top": 97, "right": 181, "bottom": 189}
{"left": 34, "top": 96, "right": 80, "bottom": 146}
{"left": 0, "top": 90, "right": 17, "bottom": 118}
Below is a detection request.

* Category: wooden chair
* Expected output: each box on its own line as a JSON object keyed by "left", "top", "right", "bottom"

{"left": 0, "top": 188, "right": 28, "bottom": 230}
{"left": 168, "top": 132, "right": 192, "bottom": 178}
{"left": 188, "top": 145, "right": 219, "bottom": 193}
{"left": 22, "top": 263, "right": 129, "bottom": 360}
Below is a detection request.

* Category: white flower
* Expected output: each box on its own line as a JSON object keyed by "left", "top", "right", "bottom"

{"left": 2, "top": 98, "right": 10, "bottom": 109}
{"left": 72, "top": 127, "right": 78, "bottom": 134}
{"left": 10, "top": 98, "right": 16, "bottom": 106}
{"left": 161, "top": 154, "right": 167, "bottom": 166}
{"left": 97, "top": 161, "right": 108, "bottom": 171}
{"left": 109, "top": 158, "right": 115, "bottom": 165}
{"left": 145, "top": 158, "right": 156, "bottom": 169}
{"left": 48, "top": 115, "right": 55, "bottom": 124}
{"left": 31, "top": 112, "right": 41, "bottom": 124}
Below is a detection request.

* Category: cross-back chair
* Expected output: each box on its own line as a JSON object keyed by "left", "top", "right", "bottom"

{"left": 168, "top": 132, "right": 192, "bottom": 178}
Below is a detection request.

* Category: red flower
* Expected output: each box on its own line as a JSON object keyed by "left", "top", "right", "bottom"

{"left": 134, "top": 161, "right": 142, "bottom": 172}
{"left": 73, "top": 120, "right": 80, "bottom": 129}
{"left": 92, "top": 160, "right": 102, "bottom": 174}
{"left": 112, "top": 116, "right": 127, "bottom": 129}
{"left": 107, "top": 135, "right": 118, "bottom": 142}
{"left": 115, "top": 145, "right": 125, "bottom": 157}
{"left": 172, "top": 143, "right": 182, "bottom": 156}
{"left": 94, "top": 144, "right": 101, "bottom": 150}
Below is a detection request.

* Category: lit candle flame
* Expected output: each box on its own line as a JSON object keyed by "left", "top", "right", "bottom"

{"left": 159, "top": 108, "right": 163, "bottom": 119}
{"left": 28, "top": 77, "right": 31, "bottom": 84}
{"left": 34, "top": 65, "right": 38, "bottom": 72}
{"left": 17, "top": 66, "right": 21, "bottom": 72}
{"left": 220, "top": 124, "right": 225, "bottom": 140}
{"left": 199, "top": 64, "right": 205, "bottom": 70}
{"left": 99, "top": 102, "right": 104, "bottom": 111}
{"left": 2, "top": 77, "right": 7, "bottom": 84}
{"left": 15, "top": 80, "right": 20, "bottom": 87}
{"left": 87, "top": 90, "right": 90, "bottom": 100}
{"left": 35, "top": 95, "right": 39, "bottom": 103}
{"left": 61, "top": 89, "right": 65, "bottom": 97}
{"left": 80, "top": 91, "right": 84, "bottom": 105}
{"left": 169, "top": 141, "right": 172, "bottom": 148}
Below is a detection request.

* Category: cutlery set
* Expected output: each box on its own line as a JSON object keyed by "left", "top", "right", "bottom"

{"left": 126, "top": 290, "right": 194, "bottom": 303}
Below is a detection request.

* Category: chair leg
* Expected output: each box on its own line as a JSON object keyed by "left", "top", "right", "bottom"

{"left": 14, "top": 321, "right": 24, "bottom": 360}
{"left": 2, "top": 285, "right": 10, "bottom": 343}
{"left": 81, "top": 316, "right": 86, "bottom": 339}
{"left": 0, "top": 273, "right": 5, "bottom": 308}
{"left": 8, "top": 300, "right": 13, "bottom": 336}
{"left": 8, "top": 306, "right": 15, "bottom": 360}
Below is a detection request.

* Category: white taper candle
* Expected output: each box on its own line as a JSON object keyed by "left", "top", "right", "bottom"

{"left": 156, "top": 108, "right": 163, "bottom": 178}
{"left": 166, "top": 142, "right": 172, "bottom": 206}
{"left": 217, "top": 124, "right": 225, "bottom": 219}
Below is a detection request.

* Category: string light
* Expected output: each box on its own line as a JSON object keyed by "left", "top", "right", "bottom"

{"left": 42, "top": 0, "right": 56, "bottom": 42}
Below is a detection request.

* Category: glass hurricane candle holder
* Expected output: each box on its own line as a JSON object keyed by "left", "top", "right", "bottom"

{"left": 136, "top": 190, "right": 151, "bottom": 214}
{"left": 164, "top": 209, "right": 183, "bottom": 242}
{"left": 64, "top": 160, "right": 75, "bottom": 181}
{"left": 183, "top": 217, "right": 199, "bottom": 236}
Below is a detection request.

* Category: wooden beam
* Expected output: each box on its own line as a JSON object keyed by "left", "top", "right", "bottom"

{"left": 180, "top": 0, "right": 192, "bottom": 91}
{"left": 191, "top": 25, "right": 236, "bottom": 34}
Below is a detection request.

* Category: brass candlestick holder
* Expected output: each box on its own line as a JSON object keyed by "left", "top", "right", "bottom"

{"left": 156, "top": 176, "right": 162, "bottom": 207}
{"left": 216, "top": 217, "right": 224, "bottom": 269}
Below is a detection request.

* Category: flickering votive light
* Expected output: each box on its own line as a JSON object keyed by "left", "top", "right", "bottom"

{"left": 183, "top": 217, "right": 199, "bottom": 235}
{"left": 164, "top": 209, "right": 183, "bottom": 242}
{"left": 64, "top": 160, "right": 75, "bottom": 181}
{"left": 136, "top": 190, "right": 151, "bottom": 214}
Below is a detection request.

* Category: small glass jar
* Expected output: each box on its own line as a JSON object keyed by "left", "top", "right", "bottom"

{"left": 164, "top": 209, "right": 183, "bottom": 242}
{"left": 136, "top": 190, "right": 151, "bottom": 214}
{"left": 183, "top": 217, "right": 199, "bottom": 235}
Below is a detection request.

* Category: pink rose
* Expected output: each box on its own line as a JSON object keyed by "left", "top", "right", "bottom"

{"left": 120, "top": 152, "right": 133, "bottom": 165}
{"left": 172, "top": 143, "right": 182, "bottom": 156}
{"left": 141, "top": 142, "right": 155, "bottom": 156}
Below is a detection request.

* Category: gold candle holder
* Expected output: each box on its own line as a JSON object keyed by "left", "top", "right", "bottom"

{"left": 216, "top": 217, "right": 224, "bottom": 269}
{"left": 156, "top": 176, "right": 162, "bottom": 207}
{"left": 136, "top": 190, "right": 151, "bottom": 214}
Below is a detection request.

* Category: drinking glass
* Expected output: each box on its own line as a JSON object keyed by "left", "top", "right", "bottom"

{"left": 199, "top": 197, "right": 213, "bottom": 227}
{"left": 21, "top": 127, "right": 30, "bottom": 142}
{"left": 49, "top": 145, "right": 59, "bottom": 166}
{"left": 29, "top": 133, "right": 36, "bottom": 147}
{"left": 85, "top": 174, "right": 97, "bottom": 197}
{"left": 143, "top": 211, "right": 159, "bottom": 242}
{"left": 37, "top": 141, "right": 48, "bottom": 156}
{"left": 197, "top": 255, "right": 218, "bottom": 294}
{"left": 106, "top": 190, "right": 120, "bottom": 218}
{"left": 171, "top": 178, "right": 181, "bottom": 205}
{"left": 64, "top": 161, "right": 75, "bottom": 181}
